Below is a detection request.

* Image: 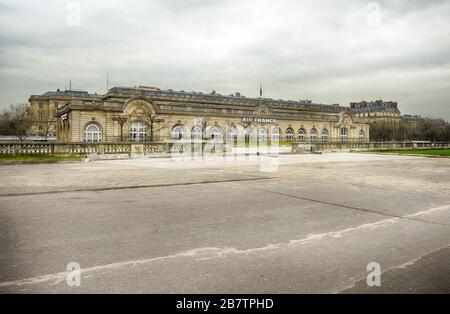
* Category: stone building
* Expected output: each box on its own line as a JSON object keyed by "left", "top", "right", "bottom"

{"left": 28, "top": 89, "right": 102, "bottom": 138}
{"left": 350, "top": 100, "right": 401, "bottom": 123}
{"left": 401, "top": 114, "right": 447, "bottom": 126}
{"left": 401, "top": 114, "right": 423, "bottom": 123}
{"left": 29, "top": 86, "right": 370, "bottom": 143}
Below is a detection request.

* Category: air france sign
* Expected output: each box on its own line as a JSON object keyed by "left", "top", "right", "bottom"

{"left": 242, "top": 117, "right": 276, "bottom": 124}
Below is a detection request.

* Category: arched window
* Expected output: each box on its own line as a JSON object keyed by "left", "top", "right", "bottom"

{"left": 359, "top": 130, "right": 366, "bottom": 142}
{"left": 271, "top": 128, "right": 280, "bottom": 142}
{"left": 298, "top": 129, "right": 306, "bottom": 142}
{"left": 321, "top": 129, "right": 328, "bottom": 142}
{"left": 171, "top": 125, "right": 186, "bottom": 140}
{"left": 340, "top": 127, "right": 348, "bottom": 142}
{"left": 192, "top": 126, "right": 203, "bottom": 140}
{"left": 258, "top": 128, "right": 267, "bottom": 142}
{"left": 285, "top": 128, "right": 294, "bottom": 141}
{"left": 310, "top": 129, "right": 317, "bottom": 143}
{"left": 130, "top": 121, "right": 147, "bottom": 142}
{"left": 84, "top": 123, "right": 102, "bottom": 142}
{"left": 209, "top": 126, "right": 222, "bottom": 140}
{"left": 226, "top": 127, "right": 236, "bottom": 142}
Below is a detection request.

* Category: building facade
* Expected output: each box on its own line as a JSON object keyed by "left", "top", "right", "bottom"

{"left": 28, "top": 89, "right": 102, "bottom": 138}
{"left": 350, "top": 100, "right": 401, "bottom": 123}
{"left": 29, "top": 86, "right": 370, "bottom": 143}
{"left": 401, "top": 114, "right": 447, "bottom": 126}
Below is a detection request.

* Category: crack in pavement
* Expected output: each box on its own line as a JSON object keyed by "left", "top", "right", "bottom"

{"left": 0, "top": 176, "right": 277, "bottom": 198}
{"left": 256, "top": 188, "right": 450, "bottom": 227}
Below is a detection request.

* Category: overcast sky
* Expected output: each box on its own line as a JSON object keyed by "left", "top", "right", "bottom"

{"left": 0, "top": 0, "right": 449, "bottom": 119}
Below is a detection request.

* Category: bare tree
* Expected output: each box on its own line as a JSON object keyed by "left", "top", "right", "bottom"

{"left": 200, "top": 118, "right": 207, "bottom": 140}
{"left": 370, "top": 120, "right": 450, "bottom": 142}
{"left": 240, "top": 120, "right": 253, "bottom": 143}
{"left": 3, "top": 103, "right": 32, "bottom": 141}
{"left": 112, "top": 115, "right": 128, "bottom": 142}
{"left": 40, "top": 109, "right": 57, "bottom": 141}
{"left": 240, "top": 120, "right": 253, "bottom": 129}
{"left": 0, "top": 112, "right": 11, "bottom": 135}
{"left": 144, "top": 111, "right": 168, "bottom": 142}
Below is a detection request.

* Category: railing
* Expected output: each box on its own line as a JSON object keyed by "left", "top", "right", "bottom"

{"left": 68, "top": 143, "right": 101, "bottom": 154}
{"left": 0, "top": 143, "right": 54, "bottom": 155}
{"left": 0, "top": 142, "right": 173, "bottom": 156}
{"left": 0, "top": 141, "right": 449, "bottom": 156}
{"left": 144, "top": 143, "right": 168, "bottom": 153}
{"left": 104, "top": 143, "right": 131, "bottom": 154}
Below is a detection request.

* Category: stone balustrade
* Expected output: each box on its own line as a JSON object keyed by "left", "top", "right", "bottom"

{"left": 0, "top": 141, "right": 449, "bottom": 157}
{"left": 0, "top": 143, "right": 54, "bottom": 155}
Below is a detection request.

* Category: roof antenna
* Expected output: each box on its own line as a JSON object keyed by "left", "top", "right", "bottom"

{"left": 106, "top": 72, "right": 109, "bottom": 92}
{"left": 69, "top": 80, "right": 72, "bottom": 91}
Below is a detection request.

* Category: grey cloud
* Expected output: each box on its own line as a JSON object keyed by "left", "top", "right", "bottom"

{"left": 0, "top": 0, "right": 449, "bottom": 120}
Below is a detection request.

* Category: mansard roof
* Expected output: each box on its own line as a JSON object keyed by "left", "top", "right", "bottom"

{"left": 106, "top": 86, "right": 348, "bottom": 113}
{"left": 32, "top": 85, "right": 352, "bottom": 113}
{"left": 30, "top": 89, "right": 103, "bottom": 101}
{"left": 350, "top": 100, "right": 400, "bottom": 113}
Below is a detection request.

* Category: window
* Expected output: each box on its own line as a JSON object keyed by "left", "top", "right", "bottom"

{"left": 340, "top": 128, "right": 348, "bottom": 142}
{"left": 130, "top": 121, "right": 147, "bottom": 142}
{"left": 226, "top": 127, "right": 236, "bottom": 142}
{"left": 310, "top": 129, "right": 317, "bottom": 143}
{"left": 285, "top": 128, "right": 294, "bottom": 141}
{"left": 209, "top": 126, "right": 222, "bottom": 140}
{"left": 271, "top": 128, "right": 280, "bottom": 142}
{"left": 171, "top": 125, "right": 186, "bottom": 140}
{"left": 84, "top": 123, "right": 102, "bottom": 142}
{"left": 321, "top": 129, "right": 328, "bottom": 142}
{"left": 258, "top": 128, "right": 267, "bottom": 142}
{"left": 359, "top": 130, "right": 366, "bottom": 142}
{"left": 298, "top": 129, "right": 306, "bottom": 142}
{"left": 192, "top": 126, "right": 203, "bottom": 140}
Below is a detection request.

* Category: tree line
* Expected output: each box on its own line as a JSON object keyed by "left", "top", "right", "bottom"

{"left": 370, "top": 120, "right": 450, "bottom": 142}
{"left": 0, "top": 103, "right": 33, "bottom": 140}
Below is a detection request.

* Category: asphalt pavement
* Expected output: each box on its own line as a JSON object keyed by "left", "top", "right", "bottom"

{"left": 0, "top": 153, "right": 449, "bottom": 293}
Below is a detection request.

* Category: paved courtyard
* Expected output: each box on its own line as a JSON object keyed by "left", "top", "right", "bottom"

{"left": 0, "top": 152, "right": 449, "bottom": 293}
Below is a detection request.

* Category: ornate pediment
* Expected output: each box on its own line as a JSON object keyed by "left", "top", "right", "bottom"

{"left": 122, "top": 98, "right": 155, "bottom": 117}
{"left": 130, "top": 104, "right": 147, "bottom": 116}
{"left": 337, "top": 112, "right": 354, "bottom": 126}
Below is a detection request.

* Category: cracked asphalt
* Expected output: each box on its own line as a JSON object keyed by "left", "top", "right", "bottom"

{"left": 0, "top": 153, "right": 449, "bottom": 293}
